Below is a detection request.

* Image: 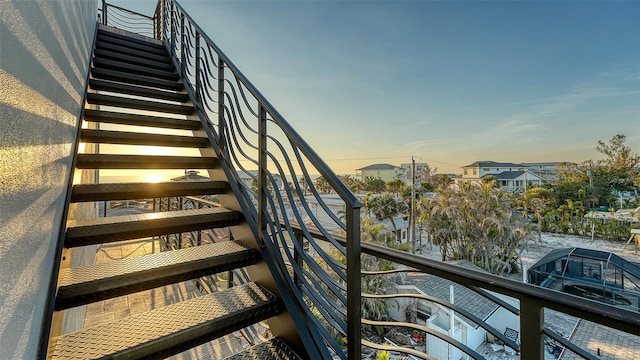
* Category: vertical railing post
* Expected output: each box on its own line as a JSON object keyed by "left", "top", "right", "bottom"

{"left": 217, "top": 58, "right": 225, "bottom": 144}
{"left": 346, "top": 206, "right": 361, "bottom": 359}
{"left": 258, "top": 104, "right": 268, "bottom": 246}
{"left": 170, "top": 0, "right": 176, "bottom": 58}
{"left": 194, "top": 33, "right": 201, "bottom": 107}
{"left": 101, "top": 0, "right": 107, "bottom": 25}
{"left": 520, "top": 299, "right": 544, "bottom": 358}
{"left": 180, "top": 15, "right": 186, "bottom": 77}
{"left": 227, "top": 270, "right": 234, "bottom": 289}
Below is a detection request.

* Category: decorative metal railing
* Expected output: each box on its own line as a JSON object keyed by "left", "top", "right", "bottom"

{"left": 293, "top": 225, "right": 640, "bottom": 359}
{"left": 99, "top": 0, "right": 155, "bottom": 38}
{"left": 155, "top": 0, "right": 363, "bottom": 358}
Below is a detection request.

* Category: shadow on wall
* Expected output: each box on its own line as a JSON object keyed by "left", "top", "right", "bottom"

{"left": 0, "top": 1, "right": 97, "bottom": 358}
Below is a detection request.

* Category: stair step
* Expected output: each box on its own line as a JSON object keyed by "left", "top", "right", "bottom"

{"left": 94, "top": 48, "right": 175, "bottom": 72}
{"left": 95, "top": 40, "right": 171, "bottom": 64}
{"left": 92, "top": 67, "right": 183, "bottom": 91}
{"left": 56, "top": 241, "right": 260, "bottom": 310}
{"left": 71, "top": 181, "right": 226, "bottom": 202}
{"left": 83, "top": 109, "right": 201, "bottom": 130}
{"left": 49, "top": 283, "right": 280, "bottom": 360}
{"left": 97, "top": 31, "right": 167, "bottom": 56}
{"left": 223, "top": 338, "right": 302, "bottom": 360}
{"left": 87, "top": 93, "right": 194, "bottom": 114}
{"left": 89, "top": 79, "right": 188, "bottom": 102}
{"left": 80, "top": 129, "right": 208, "bottom": 148}
{"left": 65, "top": 207, "right": 241, "bottom": 247}
{"left": 93, "top": 57, "right": 179, "bottom": 81}
{"left": 75, "top": 154, "right": 218, "bottom": 169}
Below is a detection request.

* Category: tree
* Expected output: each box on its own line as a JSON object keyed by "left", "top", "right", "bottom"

{"left": 385, "top": 179, "right": 405, "bottom": 196}
{"left": 363, "top": 193, "right": 408, "bottom": 243}
{"left": 420, "top": 182, "right": 533, "bottom": 274}
{"left": 364, "top": 176, "right": 386, "bottom": 193}
{"left": 595, "top": 134, "right": 640, "bottom": 197}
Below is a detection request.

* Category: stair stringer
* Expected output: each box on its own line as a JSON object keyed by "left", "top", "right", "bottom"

{"left": 190, "top": 122, "right": 328, "bottom": 359}
{"left": 188, "top": 131, "right": 306, "bottom": 355}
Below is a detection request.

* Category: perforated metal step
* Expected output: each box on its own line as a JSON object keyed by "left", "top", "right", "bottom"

{"left": 89, "top": 78, "right": 188, "bottom": 102}
{"left": 97, "top": 30, "right": 167, "bottom": 54}
{"left": 83, "top": 109, "right": 201, "bottom": 130}
{"left": 93, "top": 57, "right": 179, "bottom": 81}
{"left": 71, "top": 181, "right": 226, "bottom": 202}
{"left": 80, "top": 129, "right": 208, "bottom": 148}
{"left": 65, "top": 207, "right": 241, "bottom": 247}
{"left": 223, "top": 338, "right": 303, "bottom": 360}
{"left": 56, "top": 241, "right": 260, "bottom": 310}
{"left": 91, "top": 67, "right": 183, "bottom": 91}
{"left": 49, "top": 283, "right": 281, "bottom": 360}
{"left": 87, "top": 93, "right": 193, "bottom": 114}
{"left": 75, "top": 154, "right": 218, "bottom": 169}
{"left": 93, "top": 48, "right": 174, "bottom": 71}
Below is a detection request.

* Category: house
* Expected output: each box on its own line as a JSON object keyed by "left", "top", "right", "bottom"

{"left": 521, "top": 162, "right": 574, "bottom": 181}
{"left": 170, "top": 170, "right": 211, "bottom": 181}
{"left": 390, "top": 260, "right": 519, "bottom": 359}
{"left": 493, "top": 170, "right": 544, "bottom": 192}
{"left": 400, "top": 162, "right": 430, "bottom": 183}
{"left": 356, "top": 163, "right": 404, "bottom": 183}
{"left": 236, "top": 170, "right": 285, "bottom": 191}
{"left": 456, "top": 161, "right": 543, "bottom": 191}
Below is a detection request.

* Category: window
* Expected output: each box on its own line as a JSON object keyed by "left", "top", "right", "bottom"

{"left": 483, "top": 168, "right": 490, "bottom": 171}
{"left": 473, "top": 168, "right": 477, "bottom": 175}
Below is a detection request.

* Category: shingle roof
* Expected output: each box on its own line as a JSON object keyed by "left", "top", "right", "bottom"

{"left": 461, "top": 161, "right": 526, "bottom": 168}
{"left": 490, "top": 171, "right": 524, "bottom": 180}
{"left": 357, "top": 163, "right": 399, "bottom": 171}
{"left": 408, "top": 260, "right": 499, "bottom": 328}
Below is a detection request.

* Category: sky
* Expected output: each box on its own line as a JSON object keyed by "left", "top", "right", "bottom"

{"left": 111, "top": 0, "right": 639, "bottom": 175}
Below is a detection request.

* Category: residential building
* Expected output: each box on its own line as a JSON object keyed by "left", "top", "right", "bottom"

{"left": 356, "top": 163, "right": 404, "bottom": 183}
{"left": 400, "top": 162, "right": 430, "bottom": 183}
{"left": 457, "top": 161, "right": 543, "bottom": 191}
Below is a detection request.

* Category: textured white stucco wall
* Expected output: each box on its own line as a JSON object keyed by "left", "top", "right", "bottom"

{"left": 0, "top": 1, "right": 97, "bottom": 358}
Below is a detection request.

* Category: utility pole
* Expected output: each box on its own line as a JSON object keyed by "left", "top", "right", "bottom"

{"left": 410, "top": 156, "right": 416, "bottom": 253}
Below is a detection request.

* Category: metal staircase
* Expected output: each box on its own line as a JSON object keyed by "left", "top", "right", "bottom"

{"left": 47, "top": 26, "right": 302, "bottom": 359}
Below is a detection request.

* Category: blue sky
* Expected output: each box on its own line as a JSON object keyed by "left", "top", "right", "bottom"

{"left": 115, "top": 0, "right": 639, "bottom": 174}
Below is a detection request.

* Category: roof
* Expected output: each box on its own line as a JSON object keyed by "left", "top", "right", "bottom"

{"left": 461, "top": 161, "right": 526, "bottom": 169}
{"left": 357, "top": 163, "right": 399, "bottom": 171}
{"left": 408, "top": 260, "right": 500, "bottom": 328}
{"left": 529, "top": 247, "right": 640, "bottom": 275}
{"left": 170, "top": 171, "right": 210, "bottom": 181}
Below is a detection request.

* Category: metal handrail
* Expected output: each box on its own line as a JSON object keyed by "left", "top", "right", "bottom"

{"left": 291, "top": 223, "right": 640, "bottom": 359}
{"left": 101, "top": 0, "right": 155, "bottom": 38}
{"left": 155, "top": 0, "right": 362, "bottom": 358}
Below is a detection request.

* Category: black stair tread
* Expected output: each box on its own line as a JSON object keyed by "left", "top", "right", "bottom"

{"left": 92, "top": 67, "right": 184, "bottom": 91}
{"left": 97, "top": 34, "right": 167, "bottom": 57}
{"left": 76, "top": 154, "right": 218, "bottom": 169}
{"left": 49, "top": 283, "right": 280, "bottom": 360}
{"left": 95, "top": 41, "right": 171, "bottom": 63}
{"left": 71, "top": 181, "right": 227, "bottom": 202}
{"left": 93, "top": 57, "right": 179, "bottom": 81}
{"left": 223, "top": 338, "right": 303, "bottom": 360}
{"left": 94, "top": 48, "right": 174, "bottom": 71}
{"left": 80, "top": 129, "right": 208, "bottom": 148}
{"left": 87, "top": 93, "right": 194, "bottom": 115}
{"left": 56, "top": 241, "right": 260, "bottom": 310}
{"left": 83, "top": 109, "right": 201, "bottom": 130}
{"left": 65, "top": 207, "right": 241, "bottom": 247}
{"left": 97, "top": 29, "right": 166, "bottom": 51}
{"left": 89, "top": 78, "right": 188, "bottom": 102}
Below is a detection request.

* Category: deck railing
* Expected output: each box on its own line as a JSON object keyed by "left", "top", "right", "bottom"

{"left": 155, "top": 0, "right": 363, "bottom": 358}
